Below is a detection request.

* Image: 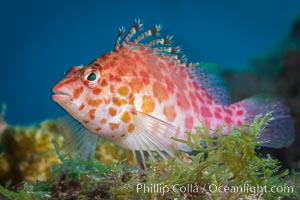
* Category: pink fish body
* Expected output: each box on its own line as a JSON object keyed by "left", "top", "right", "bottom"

{"left": 52, "top": 20, "right": 294, "bottom": 161}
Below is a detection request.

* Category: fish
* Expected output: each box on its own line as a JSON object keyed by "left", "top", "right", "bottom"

{"left": 52, "top": 20, "right": 295, "bottom": 164}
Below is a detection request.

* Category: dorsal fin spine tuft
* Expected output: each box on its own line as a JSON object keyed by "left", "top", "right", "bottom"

{"left": 114, "top": 20, "right": 192, "bottom": 67}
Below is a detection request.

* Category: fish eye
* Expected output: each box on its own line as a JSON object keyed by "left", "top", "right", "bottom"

{"left": 83, "top": 67, "right": 100, "bottom": 88}
{"left": 87, "top": 72, "right": 97, "bottom": 81}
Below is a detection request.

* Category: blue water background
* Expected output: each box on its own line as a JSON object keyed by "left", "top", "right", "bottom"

{"left": 0, "top": 0, "right": 300, "bottom": 124}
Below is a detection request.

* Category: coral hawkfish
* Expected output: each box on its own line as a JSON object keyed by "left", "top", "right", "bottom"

{"left": 52, "top": 20, "right": 294, "bottom": 164}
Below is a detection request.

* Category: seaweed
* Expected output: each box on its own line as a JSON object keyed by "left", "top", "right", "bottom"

{"left": 0, "top": 115, "right": 298, "bottom": 200}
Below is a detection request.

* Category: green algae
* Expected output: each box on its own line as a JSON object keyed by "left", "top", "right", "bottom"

{"left": 0, "top": 115, "right": 298, "bottom": 200}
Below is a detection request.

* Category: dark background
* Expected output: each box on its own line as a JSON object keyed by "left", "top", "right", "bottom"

{"left": 0, "top": 0, "right": 300, "bottom": 124}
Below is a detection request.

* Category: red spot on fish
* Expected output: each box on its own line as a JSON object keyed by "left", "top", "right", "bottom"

{"left": 109, "top": 107, "right": 117, "bottom": 116}
{"left": 224, "top": 116, "right": 232, "bottom": 123}
{"left": 87, "top": 98, "right": 102, "bottom": 107}
{"left": 214, "top": 111, "right": 222, "bottom": 119}
{"left": 215, "top": 107, "right": 222, "bottom": 113}
{"left": 176, "top": 93, "right": 190, "bottom": 110}
{"left": 83, "top": 120, "right": 89, "bottom": 124}
{"left": 140, "top": 70, "right": 149, "bottom": 79}
{"left": 100, "top": 79, "right": 108, "bottom": 87}
{"left": 129, "top": 78, "right": 144, "bottom": 93}
{"left": 73, "top": 87, "right": 83, "bottom": 99}
{"left": 236, "top": 110, "right": 244, "bottom": 116}
{"left": 88, "top": 109, "right": 96, "bottom": 120}
{"left": 95, "top": 127, "right": 102, "bottom": 132}
{"left": 224, "top": 108, "right": 232, "bottom": 115}
{"left": 109, "top": 123, "right": 119, "bottom": 130}
{"left": 185, "top": 115, "right": 194, "bottom": 130}
{"left": 201, "top": 107, "right": 212, "bottom": 117}
{"left": 78, "top": 103, "right": 85, "bottom": 111}
{"left": 93, "top": 88, "right": 102, "bottom": 95}
{"left": 163, "top": 105, "right": 177, "bottom": 122}
{"left": 195, "top": 92, "right": 204, "bottom": 103}
{"left": 153, "top": 82, "right": 168, "bottom": 103}
{"left": 165, "top": 78, "right": 174, "bottom": 93}
{"left": 109, "top": 74, "right": 114, "bottom": 81}
{"left": 189, "top": 92, "right": 199, "bottom": 114}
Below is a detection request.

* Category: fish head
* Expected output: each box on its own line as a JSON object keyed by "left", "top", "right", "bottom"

{"left": 52, "top": 62, "right": 136, "bottom": 140}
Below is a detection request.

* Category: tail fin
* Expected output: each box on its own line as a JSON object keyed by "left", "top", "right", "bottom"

{"left": 238, "top": 95, "right": 295, "bottom": 148}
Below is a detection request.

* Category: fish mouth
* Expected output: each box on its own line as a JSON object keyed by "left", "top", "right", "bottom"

{"left": 52, "top": 88, "right": 72, "bottom": 103}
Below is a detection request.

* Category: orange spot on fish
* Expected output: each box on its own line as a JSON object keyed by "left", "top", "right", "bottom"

{"left": 109, "top": 123, "right": 119, "bottom": 130}
{"left": 73, "top": 87, "right": 83, "bottom": 99}
{"left": 128, "top": 123, "right": 135, "bottom": 133}
{"left": 78, "top": 103, "right": 85, "bottom": 111}
{"left": 93, "top": 88, "right": 102, "bottom": 95}
{"left": 165, "top": 78, "right": 174, "bottom": 93}
{"left": 128, "top": 93, "right": 135, "bottom": 105}
{"left": 109, "top": 107, "right": 117, "bottom": 116}
{"left": 141, "top": 96, "right": 155, "bottom": 113}
{"left": 121, "top": 112, "right": 131, "bottom": 123}
{"left": 153, "top": 82, "right": 168, "bottom": 103}
{"left": 129, "top": 78, "right": 143, "bottom": 93}
{"left": 112, "top": 97, "right": 127, "bottom": 107}
{"left": 163, "top": 105, "right": 176, "bottom": 122}
{"left": 117, "top": 86, "right": 129, "bottom": 96}
{"left": 95, "top": 127, "right": 102, "bottom": 132}
{"left": 110, "top": 85, "right": 115, "bottom": 92}
{"left": 88, "top": 109, "right": 96, "bottom": 120}
{"left": 100, "top": 79, "right": 108, "bottom": 87}
{"left": 176, "top": 93, "right": 190, "bottom": 110}
{"left": 100, "top": 118, "right": 107, "bottom": 124}
{"left": 87, "top": 98, "right": 102, "bottom": 107}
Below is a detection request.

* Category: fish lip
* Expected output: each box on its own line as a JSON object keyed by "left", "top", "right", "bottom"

{"left": 52, "top": 88, "right": 72, "bottom": 102}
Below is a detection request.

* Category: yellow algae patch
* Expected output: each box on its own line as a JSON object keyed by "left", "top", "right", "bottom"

{"left": 141, "top": 96, "right": 155, "bottom": 113}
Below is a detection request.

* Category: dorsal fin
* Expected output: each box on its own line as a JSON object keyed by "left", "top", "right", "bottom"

{"left": 190, "top": 63, "right": 231, "bottom": 105}
{"left": 114, "top": 19, "right": 194, "bottom": 67}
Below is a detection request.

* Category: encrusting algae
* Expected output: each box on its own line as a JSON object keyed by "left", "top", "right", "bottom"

{"left": 0, "top": 115, "right": 298, "bottom": 199}
{"left": 0, "top": 119, "right": 133, "bottom": 186}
